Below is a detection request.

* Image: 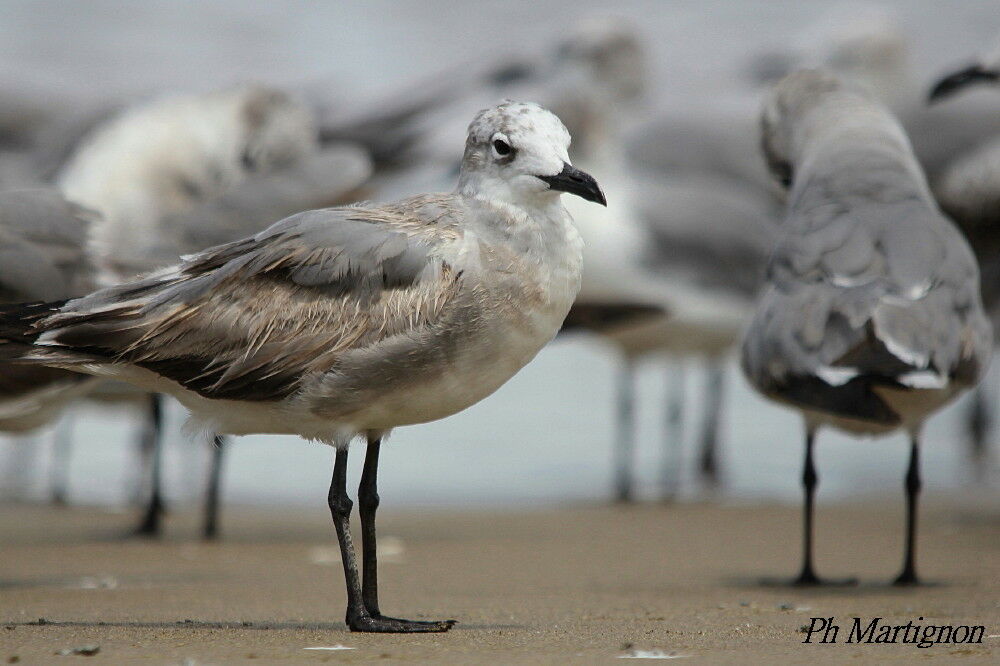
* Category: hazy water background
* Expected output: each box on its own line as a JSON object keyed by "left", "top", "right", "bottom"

{"left": 1, "top": 0, "right": 998, "bottom": 510}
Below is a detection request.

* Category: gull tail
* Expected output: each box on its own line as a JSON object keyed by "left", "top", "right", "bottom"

{"left": 0, "top": 300, "right": 67, "bottom": 359}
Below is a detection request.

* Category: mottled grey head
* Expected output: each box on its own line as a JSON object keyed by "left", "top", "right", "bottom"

{"left": 760, "top": 69, "right": 846, "bottom": 189}
{"left": 235, "top": 85, "right": 317, "bottom": 171}
{"left": 458, "top": 101, "right": 605, "bottom": 207}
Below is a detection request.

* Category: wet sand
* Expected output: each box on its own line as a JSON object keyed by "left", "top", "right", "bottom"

{"left": 1, "top": 495, "right": 997, "bottom": 664}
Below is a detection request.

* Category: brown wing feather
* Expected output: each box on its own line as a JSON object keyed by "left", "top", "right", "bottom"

{"left": 35, "top": 196, "right": 466, "bottom": 401}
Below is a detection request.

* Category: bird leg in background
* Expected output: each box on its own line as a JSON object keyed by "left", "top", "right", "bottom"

{"left": 202, "top": 434, "right": 227, "bottom": 540}
{"left": 966, "top": 381, "right": 993, "bottom": 482}
{"left": 614, "top": 356, "right": 637, "bottom": 503}
{"left": 49, "top": 411, "right": 75, "bottom": 506}
{"left": 660, "top": 362, "right": 685, "bottom": 501}
{"left": 795, "top": 427, "right": 820, "bottom": 585}
{"left": 135, "top": 393, "right": 165, "bottom": 536}
{"left": 894, "top": 434, "right": 922, "bottom": 586}
{"left": 329, "top": 445, "right": 453, "bottom": 633}
{"left": 697, "top": 360, "right": 725, "bottom": 487}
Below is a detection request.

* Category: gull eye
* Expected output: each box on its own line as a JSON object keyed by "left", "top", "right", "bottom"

{"left": 491, "top": 134, "right": 513, "bottom": 159}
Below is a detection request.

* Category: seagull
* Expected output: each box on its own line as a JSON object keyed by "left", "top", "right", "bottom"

{"left": 925, "top": 37, "right": 1000, "bottom": 480}
{"left": 0, "top": 189, "right": 99, "bottom": 499}
{"left": 0, "top": 101, "right": 605, "bottom": 632}
{"left": 57, "top": 83, "right": 369, "bottom": 537}
{"left": 742, "top": 70, "right": 992, "bottom": 586}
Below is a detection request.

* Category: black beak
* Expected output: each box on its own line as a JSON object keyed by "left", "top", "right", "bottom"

{"left": 928, "top": 64, "right": 1000, "bottom": 103}
{"left": 537, "top": 162, "right": 607, "bottom": 206}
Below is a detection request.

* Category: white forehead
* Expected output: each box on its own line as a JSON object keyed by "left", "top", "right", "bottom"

{"left": 466, "top": 101, "right": 571, "bottom": 151}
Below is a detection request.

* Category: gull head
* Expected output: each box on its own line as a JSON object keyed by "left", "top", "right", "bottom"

{"left": 760, "top": 69, "right": 846, "bottom": 189}
{"left": 232, "top": 85, "right": 317, "bottom": 171}
{"left": 458, "top": 101, "right": 605, "bottom": 208}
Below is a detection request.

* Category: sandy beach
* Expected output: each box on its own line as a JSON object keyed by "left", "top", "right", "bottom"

{"left": 1, "top": 495, "right": 997, "bottom": 664}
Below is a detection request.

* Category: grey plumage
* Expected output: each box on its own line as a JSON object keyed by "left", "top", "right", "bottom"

{"left": 743, "top": 72, "right": 991, "bottom": 430}
{"left": 32, "top": 196, "right": 456, "bottom": 405}
{"left": 7, "top": 101, "right": 588, "bottom": 445}
{"left": 166, "top": 146, "right": 372, "bottom": 254}
{"left": 0, "top": 102, "right": 596, "bottom": 632}
{"left": 0, "top": 189, "right": 99, "bottom": 432}
{"left": 636, "top": 174, "right": 778, "bottom": 302}
{"left": 742, "top": 69, "right": 992, "bottom": 586}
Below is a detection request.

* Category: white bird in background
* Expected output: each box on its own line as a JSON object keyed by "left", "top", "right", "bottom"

{"left": 742, "top": 70, "right": 992, "bottom": 586}
{"left": 0, "top": 101, "right": 606, "bottom": 633}
{"left": 552, "top": 18, "right": 780, "bottom": 499}
{"left": 59, "top": 84, "right": 318, "bottom": 284}
{"left": 55, "top": 83, "right": 372, "bottom": 537}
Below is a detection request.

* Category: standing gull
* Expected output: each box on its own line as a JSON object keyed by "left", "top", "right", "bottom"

{"left": 742, "top": 71, "right": 991, "bottom": 585}
{"left": 0, "top": 101, "right": 605, "bottom": 632}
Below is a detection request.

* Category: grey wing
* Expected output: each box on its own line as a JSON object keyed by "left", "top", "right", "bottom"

{"left": 933, "top": 136, "right": 1000, "bottom": 317}
{"left": 0, "top": 189, "right": 97, "bottom": 300}
{"left": 903, "top": 98, "right": 1000, "bottom": 182}
{"left": 38, "top": 202, "right": 456, "bottom": 401}
{"left": 625, "top": 109, "right": 776, "bottom": 195}
{"left": 0, "top": 227, "right": 70, "bottom": 302}
{"left": 169, "top": 144, "right": 373, "bottom": 252}
{"left": 634, "top": 173, "right": 780, "bottom": 300}
{"left": 316, "top": 57, "right": 538, "bottom": 167}
{"left": 743, "top": 202, "right": 991, "bottom": 419}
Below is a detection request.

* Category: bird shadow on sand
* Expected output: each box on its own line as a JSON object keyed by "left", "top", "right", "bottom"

{"left": 4, "top": 619, "right": 521, "bottom": 632}
{"left": 723, "top": 575, "right": 952, "bottom": 594}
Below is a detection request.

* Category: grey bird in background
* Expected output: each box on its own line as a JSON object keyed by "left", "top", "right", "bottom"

{"left": 55, "top": 83, "right": 372, "bottom": 538}
{"left": 0, "top": 101, "right": 605, "bottom": 632}
{"left": 0, "top": 190, "right": 100, "bottom": 501}
{"left": 742, "top": 70, "right": 992, "bottom": 586}
{"left": 925, "top": 34, "right": 1000, "bottom": 481}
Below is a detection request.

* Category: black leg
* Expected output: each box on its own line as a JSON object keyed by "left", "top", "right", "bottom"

{"left": 967, "top": 386, "right": 991, "bottom": 483}
{"left": 329, "top": 445, "right": 453, "bottom": 633}
{"left": 135, "top": 393, "right": 165, "bottom": 537}
{"left": 697, "top": 361, "right": 724, "bottom": 487}
{"left": 893, "top": 435, "right": 922, "bottom": 586}
{"left": 614, "top": 357, "right": 637, "bottom": 503}
{"left": 50, "top": 413, "right": 74, "bottom": 506}
{"left": 787, "top": 428, "right": 856, "bottom": 587}
{"left": 357, "top": 437, "right": 455, "bottom": 630}
{"left": 660, "top": 363, "right": 685, "bottom": 501}
{"left": 794, "top": 428, "right": 820, "bottom": 586}
{"left": 202, "top": 435, "right": 227, "bottom": 540}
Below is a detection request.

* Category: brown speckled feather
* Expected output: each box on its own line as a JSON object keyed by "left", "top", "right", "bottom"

{"left": 34, "top": 194, "right": 468, "bottom": 402}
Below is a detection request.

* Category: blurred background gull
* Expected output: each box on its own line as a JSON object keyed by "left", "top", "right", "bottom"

{"left": 1, "top": 0, "right": 999, "bottom": 522}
